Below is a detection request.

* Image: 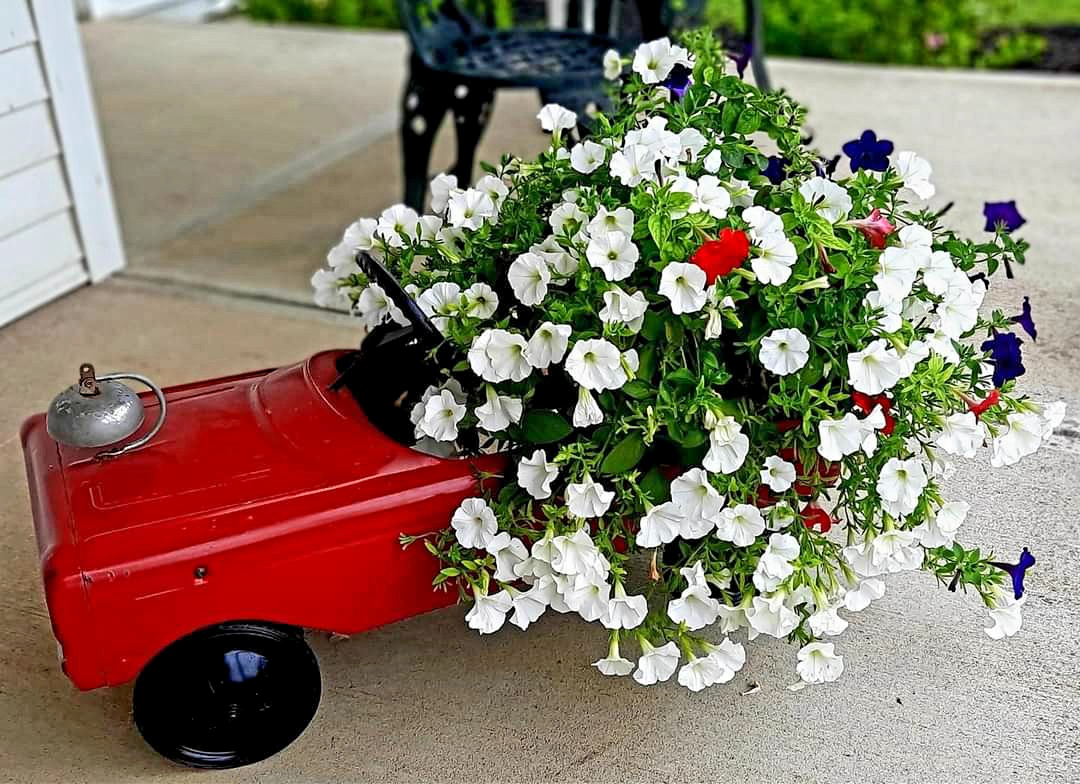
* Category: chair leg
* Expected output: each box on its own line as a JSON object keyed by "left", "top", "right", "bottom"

{"left": 745, "top": 0, "right": 771, "bottom": 92}
{"left": 449, "top": 81, "right": 495, "bottom": 189}
{"left": 400, "top": 56, "right": 451, "bottom": 211}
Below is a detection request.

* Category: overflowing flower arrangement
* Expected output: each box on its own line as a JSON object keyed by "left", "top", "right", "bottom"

{"left": 312, "top": 31, "right": 1062, "bottom": 690}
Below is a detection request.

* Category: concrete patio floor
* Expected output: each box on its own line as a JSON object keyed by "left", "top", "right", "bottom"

{"left": 0, "top": 18, "right": 1078, "bottom": 783}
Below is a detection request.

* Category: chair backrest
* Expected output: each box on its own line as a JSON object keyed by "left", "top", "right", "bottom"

{"left": 396, "top": 0, "right": 485, "bottom": 55}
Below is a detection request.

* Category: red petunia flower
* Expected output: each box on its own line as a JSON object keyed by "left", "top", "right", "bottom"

{"left": 851, "top": 392, "right": 895, "bottom": 435}
{"left": 847, "top": 208, "right": 896, "bottom": 249}
{"left": 691, "top": 228, "right": 750, "bottom": 284}
{"left": 968, "top": 389, "right": 1001, "bottom": 418}
{"left": 801, "top": 503, "right": 835, "bottom": 533}
{"left": 776, "top": 418, "right": 802, "bottom": 433}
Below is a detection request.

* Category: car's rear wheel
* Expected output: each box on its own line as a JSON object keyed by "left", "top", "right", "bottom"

{"left": 133, "top": 621, "right": 321, "bottom": 769}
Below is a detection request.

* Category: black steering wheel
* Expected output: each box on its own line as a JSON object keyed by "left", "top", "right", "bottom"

{"left": 354, "top": 251, "right": 442, "bottom": 348}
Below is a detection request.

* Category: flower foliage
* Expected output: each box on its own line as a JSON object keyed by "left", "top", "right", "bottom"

{"left": 312, "top": 31, "right": 1063, "bottom": 690}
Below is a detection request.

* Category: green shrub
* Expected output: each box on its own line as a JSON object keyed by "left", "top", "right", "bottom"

{"left": 707, "top": 0, "right": 1044, "bottom": 68}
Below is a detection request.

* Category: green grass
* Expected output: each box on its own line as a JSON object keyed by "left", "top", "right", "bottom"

{"left": 706, "top": 0, "right": 1080, "bottom": 28}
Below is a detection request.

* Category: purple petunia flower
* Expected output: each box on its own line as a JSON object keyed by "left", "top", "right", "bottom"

{"left": 841, "top": 130, "right": 894, "bottom": 172}
{"left": 762, "top": 155, "right": 787, "bottom": 184}
{"left": 728, "top": 41, "right": 752, "bottom": 78}
{"left": 990, "top": 548, "right": 1036, "bottom": 599}
{"left": 983, "top": 200, "right": 1026, "bottom": 233}
{"left": 980, "top": 331, "right": 1026, "bottom": 388}
{"left": 1011, "top": 296, "right": 1037, "bottom": 341}
{"left": 661, "top": 64, "right": 693, "bottom": 100}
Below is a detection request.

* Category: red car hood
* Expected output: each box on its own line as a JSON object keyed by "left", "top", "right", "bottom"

{"left": 56, "top": 350, "right": 469, "bottom": 568}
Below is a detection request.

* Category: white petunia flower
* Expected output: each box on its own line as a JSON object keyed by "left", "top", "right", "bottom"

{"left": 935, "top": 412, "right": 986, "bottom": 458}
{"left": 715, "top": 504, "right": 766, "bottom": 547}
{"left": 678, "top": 127, "right": 708, "bottom": 161}
{"left": 475, "top": 175, "right": 509, "bottom": 214}
{"left": 465, "top": 588, "right": 512, "bottom": 634}
{"left": 526, "top": 321, "right": 572, "bottom": 369}
{"left": 743, "top": 205, "right": 786, "bottom": 243}
{"left": 798, "top": 177, "right": 852, "bottom": 223}
{"left": 532, "top": 235, "right": 578, "bottom": 279}
{"left": 870, "top": 529, "right": 923, "bottom": 573}
{"left": 451, "top": 498, "right": 497, "bottom": 549}
{"left": 573, "top": 386, "right": 605, "bottom": 427}
{"left": 637, "top": 501, "right": 685, "bottom": 547}
{"left": 843, "top": 578, "right": 886, "bottom": 612}
{"left": 586, "top": 230, "right": 639, "bottom": 281}
{"left": 517, "top": 449, "right": 559, "bottom": 500}
{"left": 429, "top": 173, "right": 460, "bottom": 214}
{"left": 689, "top": 175, "right": 732, "bottom": 219}
{"left": 312, "top": 268, "right": 351, "bottom": 310}
{"left": 507, "top": 585, "right": 548, "bottom": 630}
{"left": 537, "top": 103, "right": 577, "bottom": 132}
{"left": 565, "top": 338, "right": 628, "bottom": 390}
{"left": 877, "top": 457, "right": 929, "bottom": 517}
{"left": 989, "top": 412, "right": 1044, "bottom": 467}
{"left": 847, "top": 339, "right": 903, "bottom": 394}
{"left": 610, "top": 143, "right": 658, "bottom": 187}
{"left": 753, "top": 533, "right": 800, "bottom": 592}
{"left": 817, "top": 412, "right": 875, "bottom": 462}
{"left": 659, "top": 261, "right": 708, "bottom": 314}
{"left": 671, "top": 467, "right": 725, "bottom": 525}
{"left": 447, "top": 188, "right": 495, "bottom": 231}
{"left": 752, "top": 235, "right": 798, "bottom": 286}
{"left": 746, "top": 593, "right": 799, "bottom": 638}
{"left": 796, "top": 642, "right": 845, "bottom": 684}
{"left": 724, "top": 178, "right": 757, "bottom": 208}
{"left": 603, "top": 48, "right": 623, "bottom": 80}
{"left": 603, "top": 583, "right": 649, "bottom": 630}
{"left": 462, "top": 282, "right": 499, "bottom": 319}
{"left": 588, "top": 206, "right": 635, "bottom": 237}
{"left": 593, "top": 635, "right": 635, "bottom": 676}
{"left": 570, "top": 140, "right": 606, "bottom": 174}
{"left": 631, "top": 36, "right": 690, "bottom": 83}
{"left": 808, "top": 607, "right": 849, "bottom": 637}
{"left": 895, "top": 151, "right": 935, "bottom": 201}
{"left": 703, "top": 638, "right": 746, "bottom": 680}
{"left": 761, "top": 455, "right": 797, "bottom": 492}
{"left": 922, "top": 250, "right": 957, "bottom": 295}
{"left": 898, "top": 223, "right": 932, "bottom": 253}
{"left": 759, "top": 328, "right": 811, "bottom": 376}
{"left": 624, "top": 116, "right": 682, "bottom": 159}
{"left": 355, "top": 283, "right": 408, "bottom": 331}
{"left": 417, "top": 281, "right": 462, "bottom": 333}
{"left": 634, "top": 640, "right": 680, "bottom": 685}
{"left": 936, "top": 274, "right": 984, "bottom": 339}
{"left": 340, "top": 217, "right": 378, "bottom": 256}
{"left": 703, "top": 415, "right": 750, "bottom": 474}
{"left": 864, "top": 289, "right": 903, "bottom": 333}
{"left": 599, "top": 286, "right": 649, "bottom": 332}
{"left": 677, "top": 654, "right": 728, "bottom": 692}
{"left": 985, "top": 594, "right": 1025, "bottom": 640}
{"left": 419, "top": 389, "right": 466, "bottom": 442}
{"left": 667, "top": 581, "right": 721, "bottom": 631}
{"left": 551, "top": 527, "right": 602, "bottom": 576}
{"left": 485, "top": 532, "right": 529, "bottom": 582}
{"left": 913, "top": 500, "right": 969, "bottom": 547}
{"left": 566, "top": 474, "right": 615, "bottom": 519}
{"left": 468, "top": 329, "right": 532, "bottom": 383}
{"left": 549, "top": 201, "right": 587, "bottom": 237}
{"left": 474, "top": 385, "right": 523, "bottom": 432}
{"left": 508, "top": 252, "right": 551, "bottom": 306}
{"left": 874, "top": 247, "right": 921, "bottom": 304}
{"left": 376, "top": 204, "right": 420, "bottom": 247}
{"left": 532, "top": 574, "right": 571, "bottom": 613}
{"left": 566, "top": 576, "right": 611, "bottom": 622}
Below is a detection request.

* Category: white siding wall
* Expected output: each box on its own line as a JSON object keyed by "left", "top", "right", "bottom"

{"left": 0, "top": 0, "right": 124, "bottom": 328}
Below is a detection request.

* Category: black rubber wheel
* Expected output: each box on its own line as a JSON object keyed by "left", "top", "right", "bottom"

{"left": 133, "top": 622, "right": 321, "bottom": 769}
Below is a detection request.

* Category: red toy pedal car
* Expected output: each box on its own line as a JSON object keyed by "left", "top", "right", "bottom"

{"left": 21, "top": 256, "right": 503, "bottom": 768}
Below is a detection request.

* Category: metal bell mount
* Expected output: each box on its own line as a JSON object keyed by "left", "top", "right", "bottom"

{"left": 46, "top": 363, "right": 167, "bottom": 458}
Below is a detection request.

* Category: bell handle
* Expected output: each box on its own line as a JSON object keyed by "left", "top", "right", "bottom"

{"left": 94, "top": 373, "right": 167, "bottom": 459}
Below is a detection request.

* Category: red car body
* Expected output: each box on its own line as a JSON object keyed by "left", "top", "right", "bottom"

{"left": 21, "top": 349, "right": 505, "bottom": 691}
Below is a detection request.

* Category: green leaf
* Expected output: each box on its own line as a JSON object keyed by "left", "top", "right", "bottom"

{"left": 721, "top": 100, "right": 740, "bottom": 135}
{"left": 667, "top": 368, "right": 696, "bottom": 387}
{"left": 735, "top": 110, "right": 760, "bottom": 135}
{"left": 622, "top": 380, "right": 653, "bottom": 400}
{"left": 641, "top": 466, "right": 670, "bottom": 504}
{"left": 640, "top": 310, "right": 664, "bottom": 341}
{"left": 600, "top": 434, "right": 646, "bottom": 475}
{"left": 521, "top": 410, "right": 573, "bottom": 444}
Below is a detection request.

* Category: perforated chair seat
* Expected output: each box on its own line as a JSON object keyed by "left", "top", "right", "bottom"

{"left": 427, "top": 30, "right": 614, "bottom": 89}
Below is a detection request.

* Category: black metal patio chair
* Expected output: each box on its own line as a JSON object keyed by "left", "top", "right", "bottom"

{"left": 397, "top": 0, "right": 770, "bottom": 210}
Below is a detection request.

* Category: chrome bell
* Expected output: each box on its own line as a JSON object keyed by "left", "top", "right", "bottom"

{"left": 46, "top": 363, "right": 167, "bottom": 458}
